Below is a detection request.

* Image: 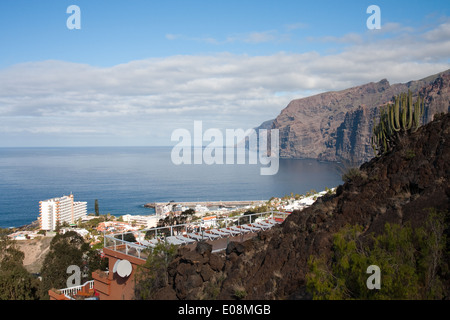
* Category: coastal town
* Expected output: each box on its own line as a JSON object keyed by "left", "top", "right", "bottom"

{"left": 1, "top": 188, "right": 335, "bottom": 300}
{"left": 6, "top": 188, "right": 335, "bottom": 246}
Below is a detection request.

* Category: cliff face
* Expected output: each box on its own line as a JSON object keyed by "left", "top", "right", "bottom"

{"left": 421, "top": 73, "right": 450, "bottom": 123}
{"left": 335, "top": 104, "right": 378, "bottom": 163}
{"left": 151, "top": 113, "right": 450, "bottom": 300}
{"left": 271, "top": 70, "right": 450, "bottom": 163}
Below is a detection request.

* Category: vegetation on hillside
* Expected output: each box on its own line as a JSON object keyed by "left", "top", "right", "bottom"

{"left": 306, "top": 209, "right": 448, "bottom": 300}
{"left": 39, "top": 231, "right": 107, "bottom": 299}
{"left": 134, "top": 242, "right": 177, "bottom": 300}
{"left": 0, "top": 235, "right": 40, "bottom": 300}
{"left": 0, "top": 226, "right": 111, "bottom": 300}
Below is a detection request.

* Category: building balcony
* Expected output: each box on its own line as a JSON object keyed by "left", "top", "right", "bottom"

{"left": 92, "top": 248, "right": 145, "bottom": 300}
{"left": 48, "top": 280, "right": 98, "bottom": 300}
{"left": 92, "top": 270, "right": 111, "bottom": 297}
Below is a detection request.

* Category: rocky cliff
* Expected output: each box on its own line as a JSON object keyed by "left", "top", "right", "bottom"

{"left": 270, "top": 69, "right": 450, "bottom": 163}
{"left": 150, "top": 112, "right": 450, "bottom": 300}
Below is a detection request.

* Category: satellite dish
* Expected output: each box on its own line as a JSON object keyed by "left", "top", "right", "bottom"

{"left": 113, "top": 259, "right": 121, "bottom": 274}
{"left": 115, "top": 259, "right": 132, "bottom": 278}
{"left": 113, "top": 260, "right": 120, "bottom": 273}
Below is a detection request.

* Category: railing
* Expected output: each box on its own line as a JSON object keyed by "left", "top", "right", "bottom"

{"left": 59, "top": 280, "right": 95, "bottom": 297}
{"left": 103, "top": 211, "right": 289, "bottom": 260}
{"left": 106, "top": 237, "right": 148, "bottom": 260}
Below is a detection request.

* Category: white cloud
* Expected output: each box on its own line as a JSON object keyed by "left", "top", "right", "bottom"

{"left": 166, "top": 29, "right": 291, "bottom": 45}
{"left": 0, "top": 21, "right": 449, "bottom": 146}
{"left": 309, "top": 32, "right": 364, "bottom": 44}
{"left": 226, "top": 31, "right": 283, "bottom": 44}
{"left": 165, "top": 33, "right": 181, "bottom": 40}
{"left": 284, "top": 22, "right": 308, "bottom": 31}
{"left": 423, "top": 22, "right": 450, "bottom": 42}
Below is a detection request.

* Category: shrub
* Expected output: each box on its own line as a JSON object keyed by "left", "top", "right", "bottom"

{"left": 341, "top": 167, "right": 362, "bottom": 183}
{"left": 306, "top": 209, "right": 447, "bottom": 300}
{"left": 134, "top": 242, "right": 177, "bottom": 300}
{"left": 405, "top": 149, "right": 416, "bottom": 160}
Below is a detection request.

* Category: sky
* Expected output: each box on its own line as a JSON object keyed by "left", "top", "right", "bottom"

{"left": 0, "top": 0, "right": 449, "bottom": 147}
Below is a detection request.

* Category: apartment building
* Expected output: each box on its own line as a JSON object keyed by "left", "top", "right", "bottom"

{"left": 121, "top": 214, "right": 160, "bottom": 229}
{"left": 39, "top": 194, "right": 87, "bottom": 231}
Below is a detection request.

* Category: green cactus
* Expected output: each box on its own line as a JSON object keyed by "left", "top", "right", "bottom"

{"left": 393, "top": 96, "right": 401, "bottom": 131}
{"left": 406, "top": 90, "right": 413, "bottom": 131}
{"left": 371, "top": 119, "right": 378, "bottom": 153}
{"left": 401, "top": 93, "right": 407, "bottom": 130}
{"left": 371, "top": 90, "right": 424, "bottom": 156}
{"left": 412, "top": 96, "right": 424, "bottom": 132}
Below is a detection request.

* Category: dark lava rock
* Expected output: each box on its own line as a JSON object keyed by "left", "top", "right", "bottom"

{"left": 152, "top": 113, "right": 450, "bottom": 300}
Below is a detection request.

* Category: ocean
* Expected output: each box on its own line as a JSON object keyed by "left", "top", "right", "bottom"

{"left": 0, "top": 147, "right": 343, "bottom": 228}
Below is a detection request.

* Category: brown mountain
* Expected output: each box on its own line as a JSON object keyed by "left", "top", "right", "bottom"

{"left": 270, "top": 69, "right": 450, "bottom": 163}
{"left": 150, "top": 112, "right": 450, "bottom": 300}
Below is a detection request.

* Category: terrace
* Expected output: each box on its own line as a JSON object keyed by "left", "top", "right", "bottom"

{"left": 103, "top": 211, "right": 289, "bottom": 261}
{"left": 50, "top": 211, "right": 289, "bottom": 300}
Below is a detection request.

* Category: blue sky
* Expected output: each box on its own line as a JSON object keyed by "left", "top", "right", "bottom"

{"left": 0, "top": 0, "right": 445, "bottom": 68}
{"left": 0, "top": 0, "right": 449, "bottom": 146}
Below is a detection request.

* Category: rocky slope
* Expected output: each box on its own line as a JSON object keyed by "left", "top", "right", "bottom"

{"left": 269, "top": 69, "right": 450, "bottom": 163}
{"left": 151, "top": 112, "right": 450, "bottom": 300}
{"left": 16, "top": 237, "right": 52, "bottom": 274}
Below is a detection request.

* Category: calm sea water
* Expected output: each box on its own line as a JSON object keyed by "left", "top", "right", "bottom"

{"left": 0, "top": 147, "right": 343, "bottom": 228}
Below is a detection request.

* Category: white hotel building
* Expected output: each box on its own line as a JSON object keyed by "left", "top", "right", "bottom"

{"left": 39, "top": 194, "right": 87, "bottom": 231}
